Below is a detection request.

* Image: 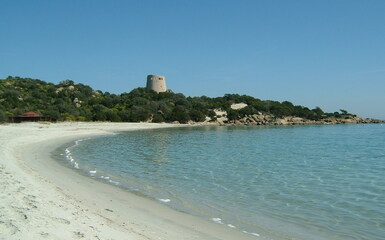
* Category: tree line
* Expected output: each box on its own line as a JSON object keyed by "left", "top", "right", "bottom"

{"left": 0, "top": 76, "right": 350, "bottom": 123}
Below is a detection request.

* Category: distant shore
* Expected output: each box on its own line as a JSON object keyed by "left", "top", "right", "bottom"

{"left": 181, "top": 113, "right": 385, "bottom": 126}
{"left": 0, "top": 122, "right": 259, "bottom": 240}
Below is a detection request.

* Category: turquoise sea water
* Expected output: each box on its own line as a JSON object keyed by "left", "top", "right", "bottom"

{"left": 59, "top": 124, "right": 385, "bottom": 240}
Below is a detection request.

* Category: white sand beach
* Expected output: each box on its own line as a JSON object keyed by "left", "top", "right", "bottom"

{"left": 0, "top": 122, "right": 258, "bottom": 240}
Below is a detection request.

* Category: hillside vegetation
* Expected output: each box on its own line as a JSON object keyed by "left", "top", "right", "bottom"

{"left": 0, "top": 76, "right": 354, "bottom": 123}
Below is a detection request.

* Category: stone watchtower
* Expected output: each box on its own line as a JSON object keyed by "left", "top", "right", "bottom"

{"left": 146, "top": 74, "right": 167, "bottom": 93}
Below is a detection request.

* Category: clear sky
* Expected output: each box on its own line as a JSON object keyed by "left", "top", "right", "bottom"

{"left": 1, "top": 0, "right": 384, "bottom": 119}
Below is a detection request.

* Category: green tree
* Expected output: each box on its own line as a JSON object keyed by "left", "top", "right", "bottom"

{"left": 340, "top": 109, "right": 349, "bottom": 115}
{"left": 152, "top": 113, "right": 165, "bottom": 123}
{"left": 189, "top": 109, "right": 205, "bottom": 122}
{"left": 0, "top": 110, "right": 8, "bottom": 122}
{"left": 169, "top": 105, "right": 190, "bottom": 123}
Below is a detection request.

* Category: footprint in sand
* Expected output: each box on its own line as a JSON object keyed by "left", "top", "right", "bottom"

{"left": 54, "top": 217, "right": 71, "bottom": 225}
{"left": 0, "top": 221, "right": 20, "bottom": 235}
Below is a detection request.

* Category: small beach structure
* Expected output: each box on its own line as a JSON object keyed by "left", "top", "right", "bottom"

{"left": 10, "top": 111, "right": 49, "bottom": 123}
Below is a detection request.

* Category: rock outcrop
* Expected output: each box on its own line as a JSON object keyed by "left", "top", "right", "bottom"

{"left": 202, "top": 105, "right": 384, "bottom": 126}
{"left": 222, "top": 112, "right": 384, "bottom": 126}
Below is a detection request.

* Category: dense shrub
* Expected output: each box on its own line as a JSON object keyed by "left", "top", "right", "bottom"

{"left": 0, "top": 76, "right": 344, "bottom": 123}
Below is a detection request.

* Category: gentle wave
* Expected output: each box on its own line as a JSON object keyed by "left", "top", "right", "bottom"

{"left": 64, "top": 139, "right": 120, "bottom": 186}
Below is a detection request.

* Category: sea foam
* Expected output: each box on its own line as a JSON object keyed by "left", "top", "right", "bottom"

{"left": 211, "top": 218, "right": 223, "bottom": 224}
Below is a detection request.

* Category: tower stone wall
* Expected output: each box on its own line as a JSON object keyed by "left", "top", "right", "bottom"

{"left": 146, "top": 75, "right": 167, "bottom": 93}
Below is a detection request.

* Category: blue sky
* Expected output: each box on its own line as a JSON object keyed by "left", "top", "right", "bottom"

{"left": 1, "top": 0, "right": 384, "bottom": 119}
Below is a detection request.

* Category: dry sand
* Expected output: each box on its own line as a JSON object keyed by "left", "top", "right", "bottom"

{"left": 0, "top": 122, "right": 259, "bottom": 240}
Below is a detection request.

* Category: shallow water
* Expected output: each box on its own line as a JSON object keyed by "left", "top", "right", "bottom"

{"left": 59, "top": 124, "right": 385, "bottom": 240}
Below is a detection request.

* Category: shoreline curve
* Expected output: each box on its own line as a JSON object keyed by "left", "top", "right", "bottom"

{"left": 0, "top": 122, "right": 259, "bottom": 240}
